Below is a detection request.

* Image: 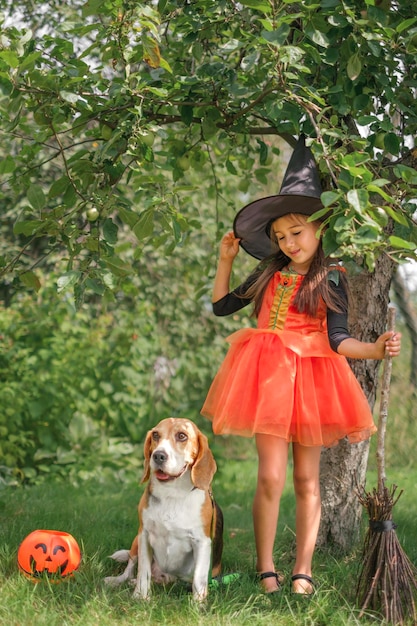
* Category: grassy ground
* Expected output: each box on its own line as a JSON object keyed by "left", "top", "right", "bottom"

{"left": 1, "top": 448, "right": 417, "bottom": 626}
{"left": 1, "top": 323, "right": 416, "bottom": 625}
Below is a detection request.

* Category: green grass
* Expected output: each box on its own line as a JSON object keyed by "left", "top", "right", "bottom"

{"left": 1, "top": 324, "right": 416, "bottom": 625}
{"left": 1, "top": 450, "right": 417, "bottom": 626}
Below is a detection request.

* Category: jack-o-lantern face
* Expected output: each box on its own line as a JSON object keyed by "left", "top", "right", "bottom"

{"left": 17, "top": 530, "right": 81, "bottom": 582}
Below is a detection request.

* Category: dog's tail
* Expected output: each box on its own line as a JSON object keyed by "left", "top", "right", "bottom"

{"left": 108, "top": 549, "right": 130, "bottom": 563}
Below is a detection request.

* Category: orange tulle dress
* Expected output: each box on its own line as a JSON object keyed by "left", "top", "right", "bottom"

{"left": 201, "top": 271, "right": 376, "bottom": 447}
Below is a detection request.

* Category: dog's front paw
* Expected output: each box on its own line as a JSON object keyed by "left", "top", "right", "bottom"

{"left": 132, "top": 585, "right": 151, "bottom": 601}
{"left": 192, "top": 587, "right": 209, "bottom": 603}
{"left": 192, "top": 581, "right": 209, "bottom": 604}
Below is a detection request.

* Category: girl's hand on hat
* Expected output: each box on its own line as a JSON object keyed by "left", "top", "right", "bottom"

{"left": 219, "top": 231, "right": 240, "bottom": 262}
{"left": 212, "top": 232, "right": 240, "bottom": 302}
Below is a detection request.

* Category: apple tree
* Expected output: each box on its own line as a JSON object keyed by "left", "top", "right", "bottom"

{"left": 1, "top": 0, "right": 417, "bottom": 547}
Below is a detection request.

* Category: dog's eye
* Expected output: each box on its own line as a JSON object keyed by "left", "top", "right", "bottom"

{"left": 176, "top": 432, "right": 188, "bottom": 442}
{"left": 152, "top": 432, "right": 160, "bottom": 441}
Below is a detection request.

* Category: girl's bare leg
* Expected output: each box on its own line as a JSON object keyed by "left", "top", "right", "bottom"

{"left": 291, "top": 442, "right": 322, "bottom": 593}
{"left": 253, "top": 434, "right": 289, "bottom": 592}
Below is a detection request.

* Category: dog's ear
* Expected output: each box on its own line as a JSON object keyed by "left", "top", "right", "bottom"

{"left": 140, "top": 430, "right": 153, "bottom": 484}
{"left": 190, "top": 430, "right": 217, "bottom": 491}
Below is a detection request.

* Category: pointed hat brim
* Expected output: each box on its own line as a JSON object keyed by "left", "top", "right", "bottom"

{"left": 233, "top": 135, "right": 325, "bottom": 260}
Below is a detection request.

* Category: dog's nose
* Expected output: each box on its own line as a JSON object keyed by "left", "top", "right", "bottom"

{"left": 152, "top": 449, "right": 167, "bottom": 466}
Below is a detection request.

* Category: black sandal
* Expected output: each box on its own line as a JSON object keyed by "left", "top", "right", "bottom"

{"left": 291, "top": 573, "right": 316, "bottom": 595}
{"left": 258, "top": 571, "right": 282, "bottom": 594}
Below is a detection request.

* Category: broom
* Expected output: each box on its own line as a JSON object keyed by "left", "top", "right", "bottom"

{"left": 356, "top": 305, "right": 417, "bottom": 624}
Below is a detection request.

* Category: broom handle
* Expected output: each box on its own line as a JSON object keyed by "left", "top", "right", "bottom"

{"left": 376, "top": 305, "right": 396, "bottom": 493}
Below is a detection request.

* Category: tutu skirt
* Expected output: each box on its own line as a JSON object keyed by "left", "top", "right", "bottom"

{"left": 201, "top": 328, "right": 376, "bottom": 447}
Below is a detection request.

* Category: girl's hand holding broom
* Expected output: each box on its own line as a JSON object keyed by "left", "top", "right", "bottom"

{"left": 336, "top": 330, "right": 401, "bottom": 360}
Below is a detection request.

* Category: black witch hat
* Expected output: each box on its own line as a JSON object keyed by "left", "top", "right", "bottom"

{"left": 233, "top": 135, "right": 325, "bottom": 259}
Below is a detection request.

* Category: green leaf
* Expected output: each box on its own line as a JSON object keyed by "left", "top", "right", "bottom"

{"left": 347, "top": 53, "right": 362, "bottom": 81}
{"left": 133, "top": 209, "right": 154, "bottom": 240}
{"left": 322, "top": 229, "right": 341, "bottom": 257}
{"left": 101, "top": 256, "right": 131, "bottom": 276}
{"left": 0, "top": 155, "right": 16, "bottom": 174}
{"left": 366, "top": 184, "right": 392, "bottom": 202}
{"left": 226, "top": 159, "right": 238, "bottom": 175}
{"left": 238, "top": 0, "right": 272, "bottom": 13}
{"left": 57, "top": 271, "right": 81, "bottom": 293}
{"left": 101, "top": 270, "right": 117, "bottom": 289}
{"left": 85, "top": 278, "right": 105, "bottom": 295}
{"left": 321, "top": 191, "right": 341, "bottom": 207}
{"left": 172, "top": 218, "right": 182, "bottom": 243}
{"left": 261, "top": 25, "right": 291, "bottom": 46}
{"left": 180, "top": 105, "right": 193, "bottom": 126}
{"left": 59, "top": 90, "right": 79, "bottom": 104}
{"left": 369, "top": 178, "right": 391, "bottom": 188}
{"left": 353, "top": 225, "right": 380, "bottom": 243}
{"left": 56, "top": 447, "right": 78, "bottom": 465}
{"left": 27, "top": 184, "right": 46, "bottom": 210}
{"left": 49, "top": 176, "right": 70, "bottom": 198}
{"left": 389, "top": 236, "right": 416, "bottom": 251}
{"left": 102, "top": 218, "right": 119, "bottom": 244}
{"left": 393, "top": 165, "right": 417, "bottom": 185}
{"left": 202, "top": 117, "right": 218, "bottom": 139}
{"left": 159, "top": 56, "right": 173, "bottom": 73}
{"left": 118, "top": 206, "right": 140, "bottom": 229}
{"left": 311, "top": 30, "right": 330, "bottom": 48}
{"left": 82, "top": 0, "right": 108, "bottom": 17}
{"left": 18, "top": 51, "right": 42, "bottom": 72}
{"left": 13, "top": 220, "right": 43, "bottom": 236}
{"left": 396, "top": 17, "right": 417, "bottom": 33}
{"left": 310, "top": 206, "right": 335, "bottom": 220}
{"left": 384, "top": 205, "right": 410, "bottom": 226}
{"left": 347, "top": 189, "right": 369, "bottom": 213}
{"left": 383, "top": 132, "right": 400, "bottom": 155}
{"left": 142, "top": 32, "right": 161, "bottom": 68}
{"left": 19, "top": 271, "right": 41, "bottom": 291}
{"left": 305, "top": 22, "right": 330, "bottom": 48}
{"left": 0, "top": 50, "right": 19, "bottom": 68}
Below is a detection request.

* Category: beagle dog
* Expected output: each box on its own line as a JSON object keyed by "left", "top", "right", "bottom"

{"left": 104, "top": 417, "right": 223, "bottom": 602}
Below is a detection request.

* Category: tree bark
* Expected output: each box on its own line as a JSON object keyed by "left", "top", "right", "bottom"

{"left": 318, "top": 253, "right": 396, "bottom": 551}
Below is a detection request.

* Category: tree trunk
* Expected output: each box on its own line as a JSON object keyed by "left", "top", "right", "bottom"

{"left": 318, "top": 253, "right": 396, "bottom": 551}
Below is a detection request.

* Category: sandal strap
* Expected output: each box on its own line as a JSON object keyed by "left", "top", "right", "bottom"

{"left": 259, "top": 571, "right": 280, "bottom": 582}
{"left": 291, "top": 573, "right": 315, "bottom": 586}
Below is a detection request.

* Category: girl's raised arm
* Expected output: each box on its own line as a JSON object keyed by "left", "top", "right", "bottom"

{"left": 212, "top": 231, "right": 240, "bottom": 303}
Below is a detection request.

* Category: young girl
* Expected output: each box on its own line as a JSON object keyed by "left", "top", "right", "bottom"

{"left": 201, "top": 137, "right": 401, "bottom": 595}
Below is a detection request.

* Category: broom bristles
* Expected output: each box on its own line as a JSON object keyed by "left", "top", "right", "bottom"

{"left": 356, "top": 484, "right": 417, "bottom": 624}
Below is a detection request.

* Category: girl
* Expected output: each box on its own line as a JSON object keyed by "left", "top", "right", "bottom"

{"left": 201, "top": 137, "right": 401, "bottom": 595}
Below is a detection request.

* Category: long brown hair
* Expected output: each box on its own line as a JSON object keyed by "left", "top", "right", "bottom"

{"left": 242, "top": 219, "right": 348, "bottom": 318}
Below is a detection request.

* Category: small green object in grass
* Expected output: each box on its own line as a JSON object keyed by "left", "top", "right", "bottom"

{"left": 210, "top": 572, "right": 241, "bottom": 587}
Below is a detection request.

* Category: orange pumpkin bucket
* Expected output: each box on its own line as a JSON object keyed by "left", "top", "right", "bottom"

{"left": 17, "top": 529, "right": 81, "bottom": 582}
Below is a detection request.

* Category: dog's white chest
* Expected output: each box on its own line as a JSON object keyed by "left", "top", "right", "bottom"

{"left": 143, "top": 489, "right": 209, "bottom": 578}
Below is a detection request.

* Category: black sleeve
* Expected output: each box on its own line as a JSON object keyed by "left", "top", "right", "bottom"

{"left": 327, "top": 279, "right": 352, "bottom": 352}
{"left": 212, "top": 271, "right": 259, "bottom": 316}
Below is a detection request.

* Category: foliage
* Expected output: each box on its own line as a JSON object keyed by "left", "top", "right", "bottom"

{"left": 0, "top": 235, "right": 254, "bottom": 484}
{"left": 0, "top": 0, "right": 417, "bottom": 304}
